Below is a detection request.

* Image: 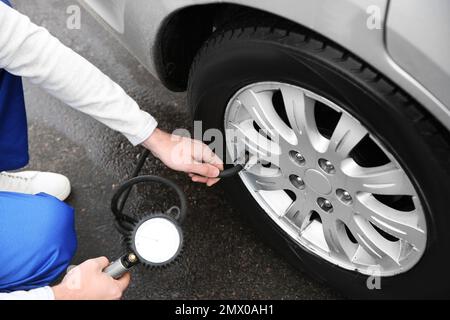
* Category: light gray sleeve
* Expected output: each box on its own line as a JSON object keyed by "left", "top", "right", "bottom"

{"left": 0, "top": 2, "right": 157, "bottom": 145}
{"left": 0, "top": 286, "right": 55, "bottom": 300}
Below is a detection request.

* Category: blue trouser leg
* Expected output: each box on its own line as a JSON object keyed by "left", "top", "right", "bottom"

{"left": 0, "top": 2, "right": 71, "bottom": 291}
{"left": 0, "top": 69, "right": 29, "bottom": 172}
{"left": 0, "top": 192, "right": 77, "bottom": 292}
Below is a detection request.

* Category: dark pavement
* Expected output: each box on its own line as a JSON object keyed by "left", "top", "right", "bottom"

{"left": 14, "top": 0, "right": 340, "bottom": 299}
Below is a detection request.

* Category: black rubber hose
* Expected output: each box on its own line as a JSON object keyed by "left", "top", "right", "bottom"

{"left": 111, "top": 147, "right": 244, "bottom": 231}
{"left": 217, "top": 164, "right": 244, "bottom": 178}
{"left": 111, "top": 175, "right": 188, "bottom": 224}
{"left": 117, "top": 149, "right": 151, "bottom": 213}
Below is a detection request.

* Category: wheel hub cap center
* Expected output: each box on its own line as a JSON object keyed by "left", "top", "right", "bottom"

{"left": 304, "top": 169, "right": 332, "bottom": 195}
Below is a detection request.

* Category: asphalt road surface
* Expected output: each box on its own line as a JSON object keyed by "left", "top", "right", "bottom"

{"left": 14, "top": 0, "right": 340, "bottom": 299}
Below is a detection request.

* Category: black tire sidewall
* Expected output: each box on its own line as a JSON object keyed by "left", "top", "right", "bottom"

{"left": 189, "top": 36, "right": 450, "bottom": 299}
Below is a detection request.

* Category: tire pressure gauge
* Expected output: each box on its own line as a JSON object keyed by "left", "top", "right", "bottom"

{"left": 131, "top": 214, "right": 183, "bottom": 266}
{"left": 104, "top": 154, "right": 188, "bottom": 279}
{"left": 99, "top": 149, "right": 245, "bottom": 279}
{"left": 104, "top": 214, "right": 184, "bottom": 278}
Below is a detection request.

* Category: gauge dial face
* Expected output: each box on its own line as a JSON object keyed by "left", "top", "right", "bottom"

{"left": 134, "top": 217, "right": 182, "bottom": 264}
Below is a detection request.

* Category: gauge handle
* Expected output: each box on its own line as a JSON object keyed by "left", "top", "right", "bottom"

{"left": 103, "top": 253, "right": 139, "bottom": 279}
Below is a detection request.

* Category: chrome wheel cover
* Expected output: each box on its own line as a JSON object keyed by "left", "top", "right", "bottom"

{"left": 224, "top": 82, "right": 427, "bottom": 276}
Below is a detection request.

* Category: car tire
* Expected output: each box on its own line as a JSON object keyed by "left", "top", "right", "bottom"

{"left": 188, "top": 15, "right": 450, "bottom": 299}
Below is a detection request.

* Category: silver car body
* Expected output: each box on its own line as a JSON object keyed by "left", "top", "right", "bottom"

{"left": 79, "top": 0, "right": 450, "bottom": 131}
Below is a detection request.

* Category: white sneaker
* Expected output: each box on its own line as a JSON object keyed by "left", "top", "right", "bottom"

{"left": 0, "top": 171, "right": 71, "bottom": 201}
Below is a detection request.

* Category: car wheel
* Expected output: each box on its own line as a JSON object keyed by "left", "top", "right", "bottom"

{"left": 188, "top": 16, "right": 450, "bottom": 299}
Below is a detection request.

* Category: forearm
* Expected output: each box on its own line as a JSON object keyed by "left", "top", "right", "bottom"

{"left": 0, "top": 2, "right": 156, "bottom": 145}
{"left": 0, "top": 286, "right": 54, "bottom": 300}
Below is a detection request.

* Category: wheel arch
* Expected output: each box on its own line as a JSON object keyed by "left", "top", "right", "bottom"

{"left": 154, "top": 0, "right": 388, "bottom": 92}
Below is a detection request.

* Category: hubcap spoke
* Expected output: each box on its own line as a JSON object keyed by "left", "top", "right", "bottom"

{"left": 347, "top": 216, "right": 401, "bottom": 265}
{"left": 321, "top": 217, "right": 352, "bottom": 261}
{"left": 342, "top": 159, "right": 416, "bottom": 195}
{"left": 281, "top": 86, "right": 327, "bottom": 153}
{"left": 355, "top": 193, "right": 426, "bottom": 250}
{"left": 237, "top": 89, "right": 297, "bottom": 145}
{"left": 327, "top": 113, "right": 368, "bottom": 157}
{"left": 243, "top": 166, "right": 291, "bottom": 191}
{"left": 229, "top": 120, "right": 282, "bottom": 165}
{"left": 283, "top": 201, "right": 311, "bottom": 232}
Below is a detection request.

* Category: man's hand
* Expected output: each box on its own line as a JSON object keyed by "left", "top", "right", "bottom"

{"left": 52, "top": 257, "right": 130, "bottom": 300}
{"left": 142, "top": 128, "right": 224, "bottom": 187}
